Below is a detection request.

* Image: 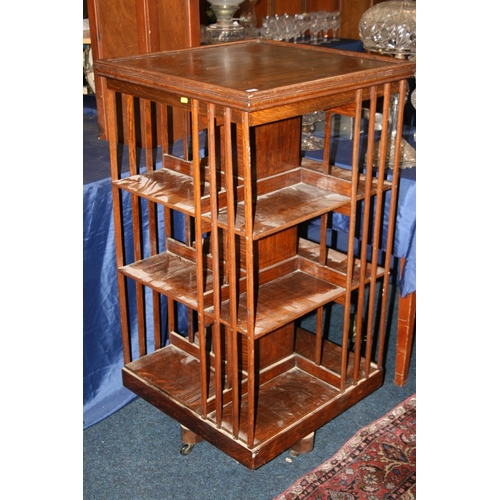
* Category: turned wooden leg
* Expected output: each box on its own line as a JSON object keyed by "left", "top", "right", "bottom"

{"left": 290, "top": 432, "right": 315, "bottom": 457}
{"left": 179, "top": 425, "right": 204, "bottom": 455}
{"left": 394, "top": 290, "right": 416, "bottom": 387}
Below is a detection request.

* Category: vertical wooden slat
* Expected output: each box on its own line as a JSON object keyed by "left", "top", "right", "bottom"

{"left": 339, "top": 88, "right": 362, "bottom": 393}
{"left": 241, "top": 112, "right": 256, "bottom": 447}
{"left": 207, "top": 103, "right": 223, "bottom": 427}
{"left": 376, "top": 79, "right": 406, "bottom": 368}
{"left": 315, "top": 110, "right": 329, "bottom": 363}
{"left": 224, "top": 108, "right": 240, "bottom": 438}
{"left": 315, "top": 211, "right": 327, "bottom": 366}
{"left": 183, "top": 105, "right": 194, "bottom": 358}
{"left": 141, "top": 98, "right": 162, "bottom": 350}
{"left": 142, "top": 100, "right": 155, "bottom": 173}
{"left": 360, "top": 85, "right": 379, "bottom": 376}
{"left": 352, "top": 85, "right": 376, "bottom": 383}
{"left": 317, "top": 108, "right": 333, "bottom": 282}
{"left": 322, "top": 111, "right": 333, "bottom": 176}
{"left": 126, "top": 96, "right": 138, "bottom": 176}
{"left": 318, "top": 214, "right": 328, "bottom": 267}
{"left": 158, "top": 103, "right": 177, "bottom": 341}
{"left": 364, "top": 83, "right": 390, "bottom": 376}
{"left": 185, "top": 109, "right": 195, "bottom": 343}
{"left": 192, "top": 99, "right": 209, "bottom": 419}
{"left": 183, "top": 108, "right": 194, "bottom": 344}
{"left": 314, "top": 306, "right": 324, "bottom": 365}
{"left": 125, "top": 94, "right": 147, "bottom": 358}
{"left": 317, "top": 109, "right": 333, "bottom": 271}
{"left": 371, "top": 83, "right": 394, "bottom": 374}
{"left": 183, "top": 110, "right": 191, "bottom": 162}
{"left": 106, "top": 85, "right": 132, "bottom": 365}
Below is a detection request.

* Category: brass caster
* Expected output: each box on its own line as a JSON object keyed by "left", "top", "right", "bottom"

{"left": 179, "top": 443, "right": 194, "bottom": 456}
{"left": 289, "top": 431, "right": 315, "bottom": 457}
{"left": 179, "top": 425, "right": 203, "bottom": 456}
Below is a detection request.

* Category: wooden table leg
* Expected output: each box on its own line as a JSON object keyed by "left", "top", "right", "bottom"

{"left": 394, "top": 290, "right": 416, "bottom": 386}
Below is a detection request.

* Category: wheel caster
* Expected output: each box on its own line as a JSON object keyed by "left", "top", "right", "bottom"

{"left": 180, "top": 443, "right": 194, "bottom": 456}
{"left": 289, "top": 431, "right": 315, "bottom": 458}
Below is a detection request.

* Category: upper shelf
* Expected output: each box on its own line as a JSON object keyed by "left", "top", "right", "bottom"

{"left": 211, "top": 166, "right": 350, "bottom": 240}
{"left": 114, "top": 162, "right": 354, "bottom": 240}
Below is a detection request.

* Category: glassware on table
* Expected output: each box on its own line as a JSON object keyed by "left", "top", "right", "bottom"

{"left": 323, "top": 11, "right": 341, "bottom": 42}
{"left": 260, "top": 13, "right": 294, "bottom": 42}
{"left": 281, "top": 13, "right": 295, "bottom": 42}
{"left": 307, "top": 12, "right": 323, "bottom": 45}
{"left": 293, "top": 13, "right": 307, "bottom": 43}
{"left": 358, "top": 0, "right": 416, "bottom": 58}
{"left": 258, "top": 10, "right": 342, "bottom": 45}
{"left": 358, "top": 0, "right": 416, "bottom": 168}
{"left": 260, "top": 15, "right": 273, "bottom": 39}
{"left": 238, "top": 0, "right": 259, "bottom": 38}
{"left": 261, "top": 14, "right": 280, "bottom": 40}
{"left": 301, "top": 111, "right": 326, "bottom": 151}
{"left": 205, "top": 0, "right": 246, "bottom": 44}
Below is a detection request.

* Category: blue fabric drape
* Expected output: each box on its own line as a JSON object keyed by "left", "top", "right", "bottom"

{"left": 83, "top": 167, "right": 187, "bottom": 428}
{"left": 83, "top": 177, "right": 134, "bottom": 428}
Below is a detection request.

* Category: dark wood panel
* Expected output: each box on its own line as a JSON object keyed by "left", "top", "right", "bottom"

{"left": 87, "top": 0, "right": 201, "bottom": 140}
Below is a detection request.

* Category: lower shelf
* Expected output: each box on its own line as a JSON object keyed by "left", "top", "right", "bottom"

{"left": 122, "top": 327, "right": 383, "bottom": 469}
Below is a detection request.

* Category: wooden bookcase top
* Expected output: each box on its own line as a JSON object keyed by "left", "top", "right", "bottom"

{"left": 95, "top": 39, "right": 415, "bottom": 112}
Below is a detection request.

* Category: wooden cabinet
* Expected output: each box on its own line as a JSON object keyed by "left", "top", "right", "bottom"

{"left": 86, "top": 0, "right": 201, "bottom": 140}
{"left": 95, "top": 39, "right": 414, "bottom": 470}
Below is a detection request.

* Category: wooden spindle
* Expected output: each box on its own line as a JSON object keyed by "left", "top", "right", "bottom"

{"left": 207, "top": 103, "right": 223, "bottom": 427}
{"left": 224, "top": 107, "right": 240, "bottom": 439}
{"left": 241, "top": 112, "right": 256, "bottom": 447}
{"left": 191, "top": 99, "right": 209, "bottom": 419}
{"left": 352, "top": 85, "right": 377, "bottom": 383}
{"left": 376, "top": 80, "right": 406, "bottom": 368}
{"left": 339, "top": 89, "right": 362, "bottom": 392}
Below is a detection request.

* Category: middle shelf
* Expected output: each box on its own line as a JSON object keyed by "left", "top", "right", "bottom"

{"left": 113, "top": 155, "right": 389, "bottom": 241}
{"left": 119, "top": 235, "right": 385, "bottom": 339}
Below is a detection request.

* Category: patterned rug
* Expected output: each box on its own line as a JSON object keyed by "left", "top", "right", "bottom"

{"left": 274, "top": 395, "right": 416, "bottom": 500}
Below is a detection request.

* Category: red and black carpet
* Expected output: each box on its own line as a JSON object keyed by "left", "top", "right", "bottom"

{"left": 274, "top": 394, "right": 416, "bottom": 499}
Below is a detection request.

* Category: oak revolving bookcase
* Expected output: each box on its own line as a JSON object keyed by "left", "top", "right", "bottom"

{"left": 94, "top": 40, "right": 415, "bottom": 470}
